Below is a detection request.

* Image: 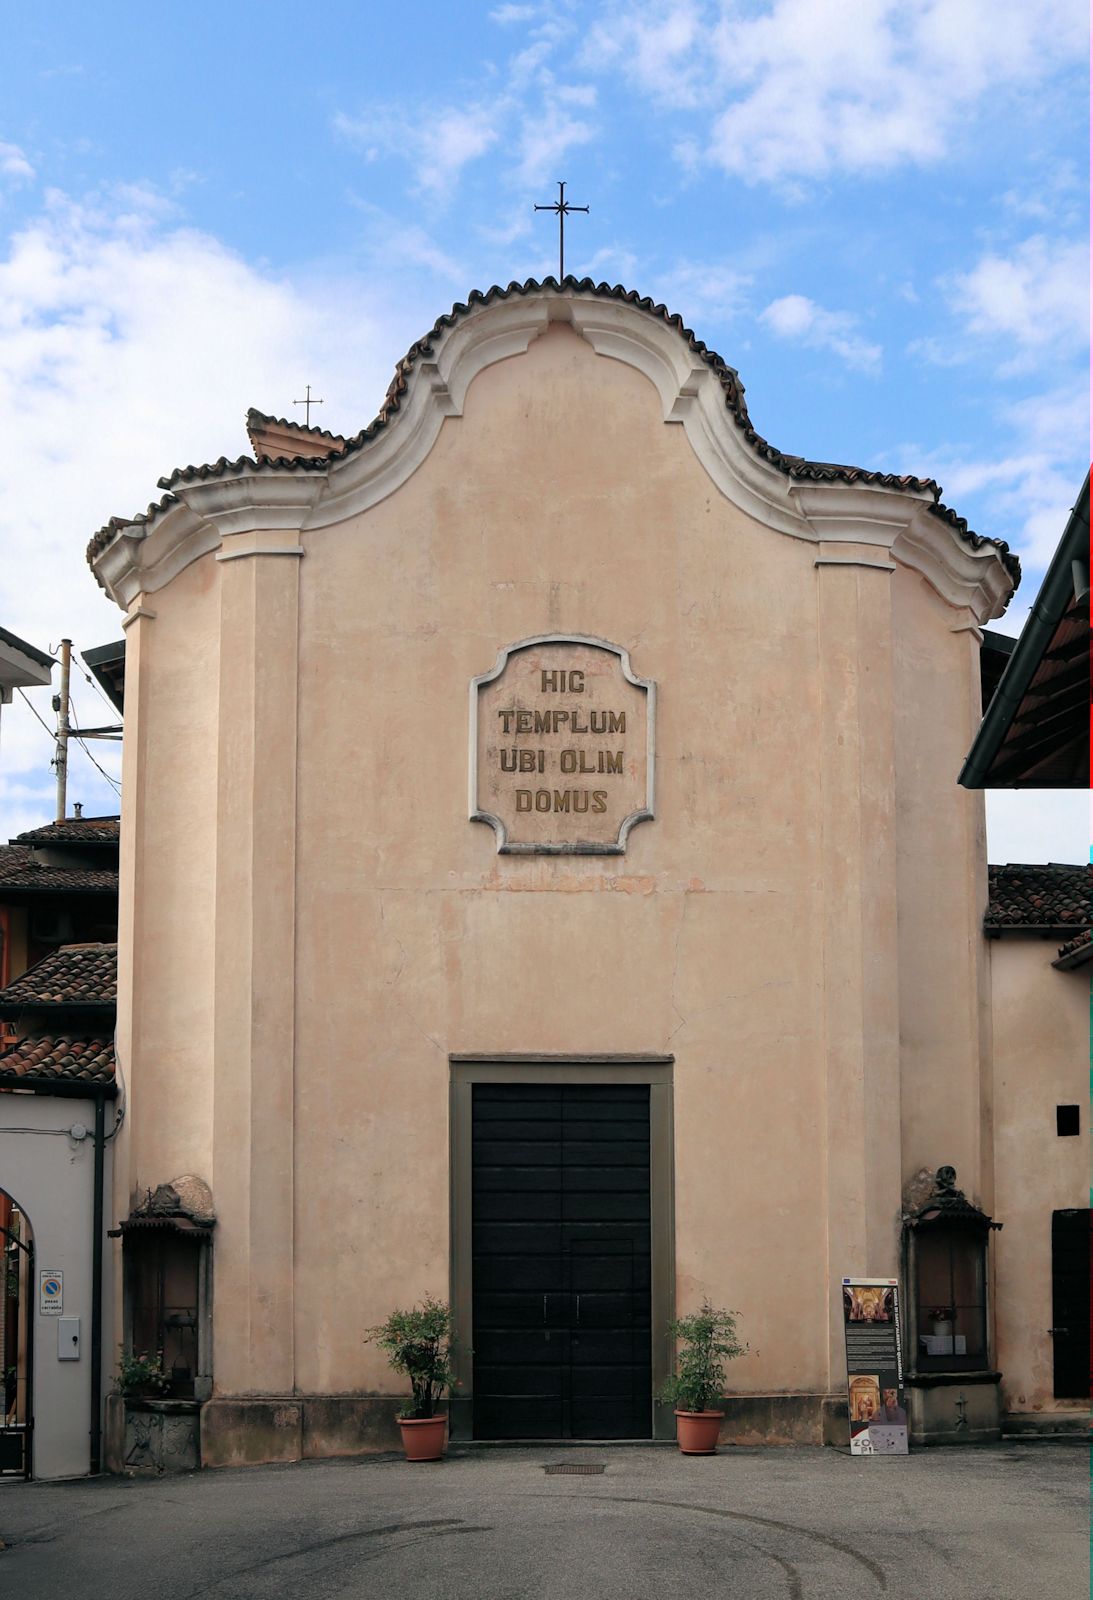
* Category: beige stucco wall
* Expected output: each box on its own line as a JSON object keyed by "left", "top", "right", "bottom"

{"left": 990, "top": 937, "right": 1088, "bottom": 1415}
{"left": 109, "top": 316, "right": 1005, "bottom": 1424}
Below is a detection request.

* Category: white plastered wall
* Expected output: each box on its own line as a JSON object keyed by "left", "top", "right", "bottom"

{"left": 0, "top": 1092, "right": 113, "bottom": 1478}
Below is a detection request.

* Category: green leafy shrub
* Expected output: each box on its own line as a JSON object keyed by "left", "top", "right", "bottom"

{"left": 116, "top": 1348, "right": 170, "bottom": 1397}
{"left": 659, "top": 1301, "right": 745, "bottom": 1413}
{"left": 366, "top": 1297, "right": 456, "bottom": 1419}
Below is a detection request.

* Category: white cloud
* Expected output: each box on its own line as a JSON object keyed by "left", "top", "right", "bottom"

{"left": 584, "top": 2, "right": 704, "bottom": 107}
{"left": 985, "top": 790, "right": 1090, "bottom": 865}
{"left": 760, "top": 293, "right": 881, "bottom": 372}
{"left": 946, "top": 235, "right": 1089, "bottom": 352}
{"left": 335, "top": 26, "right": 596, "bottom": 199}
{"left": 491, "top": 3, "right": 539, "bottom": 21}
{"left": 879, "top": 378, "right": 1087, "bottom": 599}
{"left": 335, "top": 104, "right": 499, "bottom": 191}
{"left": 651, "top": 261, "right": 751, "bottom": 326}
{"left": 0, "top": 185, "right": 435, "bottom": 836}
{"left": 517, "top": 103, "right": 596, "bottom": 188}
{"left": 583, "top": 0, "right": 1086, "bottom": 183}
{"left": 0, "top": 142, "right": 34, "bottom": 182}
{"left": 420, "top": 108, "right": 499, "bottom": 190}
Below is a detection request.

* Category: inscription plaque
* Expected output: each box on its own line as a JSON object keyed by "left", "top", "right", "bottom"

{"left": 470, "top": 635, "right": 655, "bottom": 853}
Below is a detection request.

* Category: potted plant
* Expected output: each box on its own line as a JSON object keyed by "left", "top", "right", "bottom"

{"left": 366, "top": 1297, "right": 456, "bottom": 1461}
{"left": 115, "top": 1348, "right": 171, "bottom": 1400}
{"left": 660, "top": 1301, "right": 746, "bottom": 1454}
{"left": 928, "top": 1305, "right": 955, "bottom": 1337}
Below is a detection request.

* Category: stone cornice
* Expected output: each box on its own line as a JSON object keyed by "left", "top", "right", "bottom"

{"left": 88, "top": 287, "right": 1017, "bottom": 622}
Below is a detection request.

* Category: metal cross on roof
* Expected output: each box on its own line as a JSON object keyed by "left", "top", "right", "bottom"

{"left": 534, "top": 181, "right": 589, "bottom": 281}
{"left": 293, "top": 384, "right": 323, "bottom": 427}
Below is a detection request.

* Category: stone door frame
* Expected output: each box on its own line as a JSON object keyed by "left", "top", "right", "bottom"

{"left": 448, "top": 1056, "right": 675, "bottom": 1441}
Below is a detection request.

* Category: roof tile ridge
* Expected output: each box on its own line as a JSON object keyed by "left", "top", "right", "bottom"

{"left": 85, "top": 275, "right": 1021, "bottom": 596}
{"left": 245, "top": 406, "right": 347, "bottom": 447}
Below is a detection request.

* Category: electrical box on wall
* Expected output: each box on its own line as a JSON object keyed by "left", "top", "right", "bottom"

{"left": 58, "top": 1316, "right": 80, "bottom": 1360}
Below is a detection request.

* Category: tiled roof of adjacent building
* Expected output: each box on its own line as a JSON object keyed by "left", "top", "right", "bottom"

{"left": 985, "top": 863, "right": 1091, "bottom": 929}
{"left": 0, "top": 944, "right": 116, "bottom": 1006}
{"left": 1052, "top": 930, "right": 1092, "bottom": 969}
{"left": 0, "top": 1034, "right": 115, "bottom": 1084}
{"left": 0, "top": 853, "right": 118, "bottom": 892}
{"left": 87, "top": 278, "right": 1020, "bottom": 587}
{"left": 14, "top": 817, "right": 119, "bottom": 845}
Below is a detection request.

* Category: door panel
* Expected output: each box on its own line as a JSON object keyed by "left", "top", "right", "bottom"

{"left": 1051, "top": 1209, "right": 1091, "bottom": 1399}
{"left": 472, "top": 1082, "right": 652, "bottom": 1439}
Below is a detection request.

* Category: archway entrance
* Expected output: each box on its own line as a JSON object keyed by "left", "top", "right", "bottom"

{"left": 0, "top": 1187, "right": 33, "bottom": 1478}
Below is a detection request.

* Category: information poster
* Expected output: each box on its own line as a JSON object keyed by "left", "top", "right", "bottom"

{"left": 841, "top": 1277, "right": 908, "bottom": 1455}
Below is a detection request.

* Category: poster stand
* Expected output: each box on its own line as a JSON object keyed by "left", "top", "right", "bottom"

{"left": 841, "top": 1276, "right": 909, "bottom": 1455}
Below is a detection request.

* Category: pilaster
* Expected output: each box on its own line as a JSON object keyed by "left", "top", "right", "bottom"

{"left": 211, "top": 539, "right": 301, "bottom": 1393}
{"left": 816, "top": 551, "right": 903, "bottom": 1387}
{"left": 113, "top": 599, "right": 155, "bottom": 1234}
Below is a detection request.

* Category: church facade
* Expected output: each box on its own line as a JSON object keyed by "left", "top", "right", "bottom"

{"left": 89, "top": 279, "right": 1070, "bottom": 1465}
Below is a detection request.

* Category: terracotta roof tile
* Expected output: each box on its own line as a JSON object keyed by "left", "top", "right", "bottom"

{"left": 0, "top": 944, "right": 116, "bottom": 1006}
{"left": 14, "top": 817, "right": 119, "bottom": 845}
{"left": 0, "top": 1034, "right": 115, "bottom": 1084}
{"left": 245, "top": 408, "right": 348, "bottom": 462}
{"left": 985, "top": 863, "right": 1091, "bottom": 929}
{"left": 1053, "top": 931, "right": 1092, "bottom": 968}
{"left": 86, "top": 277, "right": 1020, "bottom": 589}
{"left": 86, "top": 494, "right": 179, "bottom": 566}
{"left": 0, "top": 856, "right": 118, "bottom": 892}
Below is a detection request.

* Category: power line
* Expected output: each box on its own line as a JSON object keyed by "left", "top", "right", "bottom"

{"left": 76, "top": 652, "right": 122, "bottom": 720}
{"left": 14, "top": 683, "right": 121, "bottom": 804}
{"left": 73, "top": 737, "right": 122, "bottom": 797}
{"left": 68, "top": 698, "right": 122, "bottom": 797}
{"left": 15, "top": 686, "right": 55, "bottom": 742}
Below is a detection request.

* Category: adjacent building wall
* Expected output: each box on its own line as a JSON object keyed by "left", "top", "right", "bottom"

{"left": 990, "top": 937, "right": 1088, "bottom": 1421}
{"left": 0, "top": 1093, "right": 113, "bottom": 1479}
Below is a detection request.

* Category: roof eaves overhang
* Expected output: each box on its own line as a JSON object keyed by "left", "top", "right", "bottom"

{"left": 0, "top": 1073, "right": 118, "bottom": 1099}
{"left": 0, "top": 626, "right": 54, "bottom": 696}
{"left": 81, "top": 639, "right": 126, "bottom": 714}
{"left": 960, "top": 472, "right": 1090, "bottom": 788}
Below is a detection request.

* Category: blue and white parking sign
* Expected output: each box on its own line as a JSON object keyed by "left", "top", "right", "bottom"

{"left": 39, "top": 1270, "right": 63, "bottom": 1316}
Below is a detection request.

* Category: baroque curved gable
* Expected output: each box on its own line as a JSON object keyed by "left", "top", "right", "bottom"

{"left": 87, "top": 277, "right": 1018, "bottom": 621}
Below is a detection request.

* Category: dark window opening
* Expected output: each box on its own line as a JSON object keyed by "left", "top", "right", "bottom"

{"left": 125, "top": 1233, "right": 202, "bottom": 1398}
{"left": 914, "top": 1227, "right": 989, "bottom": 1372}
{"left": 1056, "top": 1105, "right": 1080, "bottom": 1137}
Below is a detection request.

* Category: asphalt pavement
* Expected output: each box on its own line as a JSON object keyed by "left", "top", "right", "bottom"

{"left": 0, "top": 1441, "right": 1086, "bottom": 1599}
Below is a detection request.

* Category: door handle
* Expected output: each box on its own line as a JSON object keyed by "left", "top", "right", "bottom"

{"left": 1048, "top": 1327, "right": 1070, "bottom": 1336}
{"left": 576, "top": 1294, "right": 581, "bottom": 1325}
{"left": 544, "top": 1295, "right": 548, "bottom": 1323}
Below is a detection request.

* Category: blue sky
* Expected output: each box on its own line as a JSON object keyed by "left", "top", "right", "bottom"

{"left": 0, "top": 0, "right": 1087, "bottom": 855}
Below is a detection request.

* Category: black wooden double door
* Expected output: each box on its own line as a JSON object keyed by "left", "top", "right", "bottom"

{"left": 471, "top": 1083, "right": 652, "bottom": 1439}
{"left": 1051, "top": 1209, "right": 1091, "bottom": 1398}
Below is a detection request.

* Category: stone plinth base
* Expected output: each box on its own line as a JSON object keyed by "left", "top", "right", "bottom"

{"left": 200, "top": 1396, "right": 405, "bottom": 1468}
{"left": 1004, "top": 1411, "right": 1088, "bottom": 1439}
{"left": 721, "top": 1393, "right": 848, "bottom": 1447}
{"left": 108, "top": 1391, "right": 853, "bottom": 1471}
{"left": 104, "top": 1393, "right": 201, "bottom": 1473}
{"left": 907, "top": 1373, "right": 1002, "bottom": 1445}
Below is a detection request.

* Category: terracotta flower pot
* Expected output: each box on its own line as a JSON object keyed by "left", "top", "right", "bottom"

{"left": 674, "top": 1409, "right": 725, "bottom": 1454}
{"left": 398, "top": 1414, "right": 448, "bottom": 1462}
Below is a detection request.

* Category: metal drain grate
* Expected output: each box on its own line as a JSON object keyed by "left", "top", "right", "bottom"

{"left": 543, "top": 1462, "right": 606, "bottom": 1475}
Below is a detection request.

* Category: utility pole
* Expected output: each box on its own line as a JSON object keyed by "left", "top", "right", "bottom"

{"left": 54, "top": 638, "right": 71, "bottom": 822}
